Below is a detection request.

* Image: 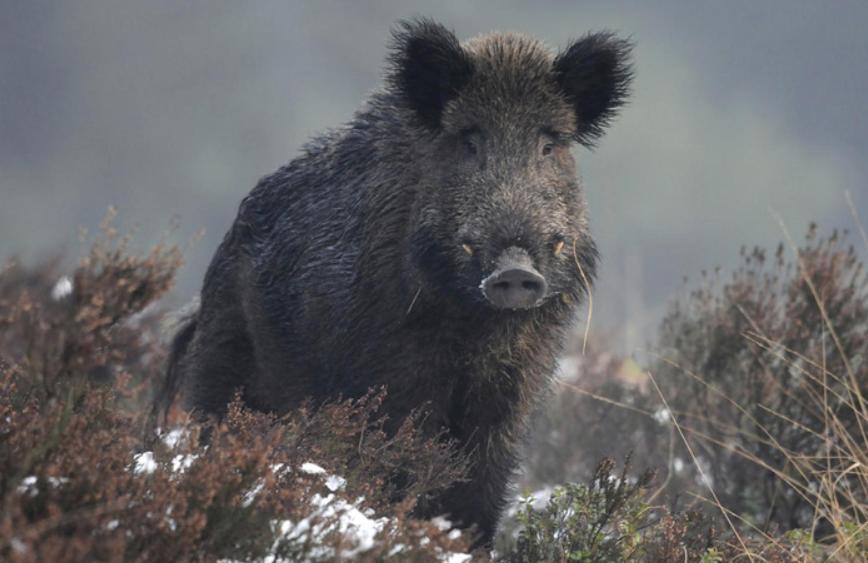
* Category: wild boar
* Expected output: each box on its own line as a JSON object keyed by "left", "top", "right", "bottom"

{"left": 166, "top": 18, "right": 632, "bottom": 545}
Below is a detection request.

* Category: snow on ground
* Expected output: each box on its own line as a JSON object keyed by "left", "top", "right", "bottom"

{"left": 282, "top": 492, "right": 389, "bottom": 559}
{"left": 300, "top": 462, "right": 346, "bottom": 492}
{"left": 238, "top": 460, "right": 470, "bottom": 562}
{"left": 171, "top": 453, "right": 197, "bottom": 473}
{"left": 16, "top": 475, "right": 70, "bottom": 496}
{"left": 130, "top": 447, "right": 471, "bottom": 562}
{"left": 50, "top": 276, "right": 73, "bottom": 301}
{"left": 162, "top": 428, "right": 188, "bottom": 448}
{"left": 324, "top": 474, "right": 346, "bottom": 492}
{"left": 23, "top": 446, "right": 473, "bottom": 561}
{"left": 504, "top": 485, "right": 554, "bottom": 520}
{"left": 527, "top": 486, "right": 554, "bottom": 511}
{"left": 133, "top": 451, "right": 158, "bottom": 474}
{"left": 299, "top": 462, "right": 327, "bottom": 475}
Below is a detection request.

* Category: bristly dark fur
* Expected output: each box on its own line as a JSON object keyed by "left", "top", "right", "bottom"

{"left": 164, "top": 18, "right": 632, "bottom": 548}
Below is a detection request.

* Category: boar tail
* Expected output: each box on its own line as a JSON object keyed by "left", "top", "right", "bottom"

{"left": 144, "top": 298, "right": 199, "bottom": 446}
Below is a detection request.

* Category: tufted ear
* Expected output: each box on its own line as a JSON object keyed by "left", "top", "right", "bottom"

{"left": 388, "top": 18, "right": 474, "bottom": 129}
{"left": 553, "top": 32, "right": 633, "bottom": 147}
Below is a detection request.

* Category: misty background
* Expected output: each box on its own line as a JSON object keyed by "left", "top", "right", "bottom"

{"left": 2, "top": 1, "right": 866, "bottom": 356}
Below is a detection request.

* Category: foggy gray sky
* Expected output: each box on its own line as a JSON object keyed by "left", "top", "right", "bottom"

{"left": 2, "top": 1, "right": 867, "bottom": 355}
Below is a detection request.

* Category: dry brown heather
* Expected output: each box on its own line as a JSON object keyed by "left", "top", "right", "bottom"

{"left": 520, "top": 224, "right": 867, "bottom": 561}
{"left": 0, "top": 212, "right": 865, "bottom": 562}
{"left": 0, "top": 214, "right": 470, "bottom": 562}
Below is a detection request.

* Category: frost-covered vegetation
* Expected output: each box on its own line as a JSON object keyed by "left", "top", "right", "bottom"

{"left": 1, "top": 213, "right": 865, "bottom": 561}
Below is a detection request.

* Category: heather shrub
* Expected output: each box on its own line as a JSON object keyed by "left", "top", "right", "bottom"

{"left": 0, "top": 214, "right": 472, "bottom": 562}
{"left": 3, "top": 212, "right": 865, "bottom": 561}
{"left": 0, "top": 209, "right": 178, "bottom": 397}
{"left": 517, "top": 225, "right": 867, "bottom": 560}
{"left": 507, "top": 459, "right": 658, "bottom": 562}
{"left": 502, "top": 458, "right": 820, "bottom": 562}
{"left": 651, "top": 226, "right": 866, "bottom": 535}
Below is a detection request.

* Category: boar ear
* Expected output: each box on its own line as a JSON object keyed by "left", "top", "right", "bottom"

{"left": 388, "top": 18, "right": 474, "bottom": 129}
{"left": 553, "top": 32, "right": 633, "bottom": 147}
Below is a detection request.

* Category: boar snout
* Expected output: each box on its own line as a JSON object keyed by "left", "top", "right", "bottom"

{"left": 481, "top": 247, "right": 547, "bottom": 309}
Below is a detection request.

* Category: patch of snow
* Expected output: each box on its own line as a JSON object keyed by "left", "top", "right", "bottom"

{"left": 243, "top": 481, "right": 264, "bottom": 508}
{"left": 134, "top": 450, "right": 198, "bottom": 475}
{"left": 653, "top": 407, "right": 671, "bottom": 425}
{"left": 17, "top": 475, "right": 69, "bottom": 496}
{"left": 171, "top": 454, "right": 197, "bottom": 473}
{"left": 46, "top": 476, "right": 69, "bottom": 487}
{"left": 431, "top": 516, "right": 452, "bottom": 531}
{"left": 242, "top": 464, "right": 292, "bottom": 508}
{"left": 10, "top": 538, "right": 27, "bottom": 554}
{"left": 300, "top": 462, "right": 326, "bottom": 475}
{"left": 283, "top": 492, "right": 388, "bottom": 559}
{"left": 165, "top": 506, "right": 177, "bottom": 531}
{"left": 51, "top": 276, "right": 73, "bottom": 301}
{"left": 16, "top": 476, "right": 38, "bottom": 496}
{"left": 528, "top": 486, "right": 553, "bottom": 510}
{"left": 133, "top": 451, "right": 157, "bottom": 474}
{"left": 223, "top": 463, "right": 472, "bottom": 562}
{"left": 162, "top": 428, "right": 187, "bottom": 449}
{"left": 386, "top": 543, "right": 407, "bottom": 557}
{"left": 324, "top": 474, "right": 346, "bottom": 492}
{"left": 692, "top": 457, "right": 714, "bottom": 489}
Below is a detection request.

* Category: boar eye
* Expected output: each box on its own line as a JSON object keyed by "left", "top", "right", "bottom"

{"left": 540, "top": 128, "right": 567, "bottom": 158}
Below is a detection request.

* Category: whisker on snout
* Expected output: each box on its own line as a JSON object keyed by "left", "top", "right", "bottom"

{"left": 572, "top": 237, "right": 594, "bottom": 355}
